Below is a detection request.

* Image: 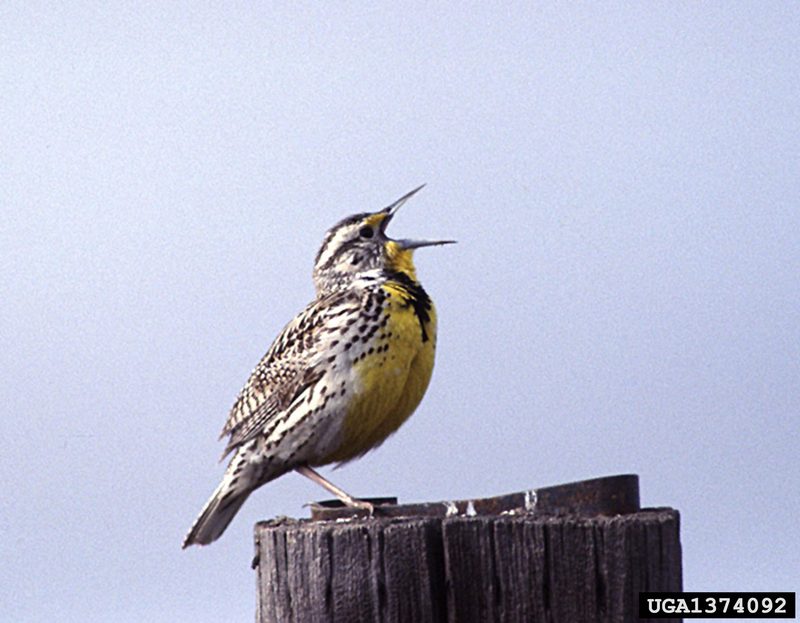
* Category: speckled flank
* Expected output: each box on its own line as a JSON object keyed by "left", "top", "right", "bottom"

{"left": 323, "top": 280, "right": 437, "bottom": 463}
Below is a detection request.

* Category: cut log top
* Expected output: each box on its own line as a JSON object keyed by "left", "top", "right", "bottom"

{"left": 254, "top": 475, "right": 682, "bottom": 623}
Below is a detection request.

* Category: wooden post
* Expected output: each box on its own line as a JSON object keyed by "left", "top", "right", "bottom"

{"left": 254, "top": 476, "right": 682, "bottom": 623}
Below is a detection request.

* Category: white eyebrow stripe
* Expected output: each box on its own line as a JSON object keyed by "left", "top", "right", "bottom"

{"left": 315, "top": 226, "right": 353, "bottom": 270}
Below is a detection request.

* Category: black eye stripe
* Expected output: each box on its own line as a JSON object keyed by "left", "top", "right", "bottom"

{"left": 316, "top": 221, "right": 378, "bottom": 271}
{"left": 314, "top": 212, "right": 371, "bottom": 266}
{"left": 319, "top": 239, "right": 360, "bottom": 270}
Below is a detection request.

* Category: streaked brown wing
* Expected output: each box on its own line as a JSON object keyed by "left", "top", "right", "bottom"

{"left": 217, "top": 289, "right": 358, "bottom": 458}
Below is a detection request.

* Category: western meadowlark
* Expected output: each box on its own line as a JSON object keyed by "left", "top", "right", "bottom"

{"left": 183, "top": 186, "right": 453, "bottom": 547}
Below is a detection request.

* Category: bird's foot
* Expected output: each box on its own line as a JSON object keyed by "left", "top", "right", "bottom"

{"left": 341, "top": 495, "right": 374, "bottom": 516}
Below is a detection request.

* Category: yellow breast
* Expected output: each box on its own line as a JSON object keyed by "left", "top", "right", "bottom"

{"left": 325, "top": 281, "right": 437, "bottom": 463}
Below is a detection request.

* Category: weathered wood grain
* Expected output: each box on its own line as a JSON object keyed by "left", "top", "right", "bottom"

{"left": 255, "top": 508, "right": 681, "bottom": 623}
{"left": 256, "top": 517, "right": 447, "bottom": 623}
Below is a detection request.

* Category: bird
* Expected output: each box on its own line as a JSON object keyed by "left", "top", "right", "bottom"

{"left": 183, "top": 186, "right": 454, "bottom": 547}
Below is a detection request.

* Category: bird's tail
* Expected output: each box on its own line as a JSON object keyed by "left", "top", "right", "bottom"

{"left": 182, "top": 478, "right": 251, "bottom": 548}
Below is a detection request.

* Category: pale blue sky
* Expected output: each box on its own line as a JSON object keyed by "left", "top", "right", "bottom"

{"left": 2, "top": 3, "right": 798, "bottom": 621}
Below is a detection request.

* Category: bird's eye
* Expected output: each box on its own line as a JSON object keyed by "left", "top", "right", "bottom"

{"left": 359, "top": 226, "right": 374, "bottom": 239}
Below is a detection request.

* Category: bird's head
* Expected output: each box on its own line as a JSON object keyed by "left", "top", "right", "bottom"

{"left": 312, "top": 186, "right": 454, "bottom": 295}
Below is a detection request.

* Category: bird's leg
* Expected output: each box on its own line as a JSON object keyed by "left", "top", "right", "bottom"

{"left": 295, "top": 465, "right": 374, "bottom": 514}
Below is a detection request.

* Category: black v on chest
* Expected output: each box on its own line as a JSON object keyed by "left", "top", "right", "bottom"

{"left": 384, "top": 271, "right": 433, "bottom": 342}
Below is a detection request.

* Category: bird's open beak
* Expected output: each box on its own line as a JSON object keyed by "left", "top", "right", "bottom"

{"left": 395, "top": 238, "right": 456, "bottom": 250}
{"left": 378, "top": 185, "right": 456, "bottom": 249}
{"left": 383, "top": 184, "right": 426, "bottom": 215}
